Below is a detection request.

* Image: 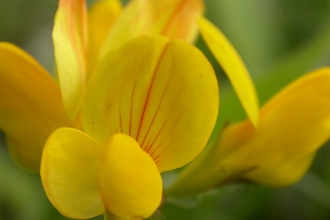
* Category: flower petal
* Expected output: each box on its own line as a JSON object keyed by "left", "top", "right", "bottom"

{"left": 0, "top": 42, "right": 70, "bottom": 172}
{"left": 98, "top": 133, "right": 162, "bottom": 219}
{"left": 100, "top": 0, "right": 204, "bottom": 58}
{"left": 104, "top": 211, "right": 126, "bottom": 220}
{"left": 198, "top": 17, "right": 259, "bottom": 127}
{"left": 53, "top": 0, "right": 87, "bottom": 122}
{"left": 41, "top": 128, "right": 104, "bottom": 219}
{"left": 218, "top": 67, "right": 330, "bottom": 186}
{"left": 168, "top": 67, "right": 330, "bottom": 197}
{"left": 83, "top": 35, "right": 219, "bottom": 172}
{"left": 87, "top": 0, "right": 122, "bottom": 75}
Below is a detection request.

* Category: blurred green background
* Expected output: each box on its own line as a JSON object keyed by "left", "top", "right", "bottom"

{"left": 1, "top": 0, "right": 330, "bottom": 219}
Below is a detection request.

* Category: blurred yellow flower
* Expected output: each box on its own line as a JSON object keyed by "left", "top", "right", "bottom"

{"left": 167, "top": 20, "right": 330, "bottom": 197}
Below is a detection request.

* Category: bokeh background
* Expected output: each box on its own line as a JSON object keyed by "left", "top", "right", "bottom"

{"left": 1, "top": 0, "right": 330, "bottom": 219}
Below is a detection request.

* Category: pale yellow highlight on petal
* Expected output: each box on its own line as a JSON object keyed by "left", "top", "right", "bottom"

{"left": 88, "top": 0, "right": 122, "bottom": 75}
{"left": 217, "top": 67, "right": 330, "bottom": 186}
{"left": 41, "top": 128, "right": 104, "bottom": 219}
{"left": 100, "top": 0, "right": 204, "bottom": 58}
{"left": 83, "top": 35, "right": 219, "bottom": 172}
{"left": 53, "top": 0, "right": 87, "bottom": 122}
{"left": 98, "top": 133, "right": 162, "bottom": 219}
{"left": 198, "top": 16, "right": 259, "bottom": 127}
{"left": 0, "top": 42, "right": 70, "bottom": 172}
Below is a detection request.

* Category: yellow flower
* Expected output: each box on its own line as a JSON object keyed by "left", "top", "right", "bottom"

{"left": 40, "top": 35, "right": 219, "bottom": 219}
{"left": 0, "top": 0, "right": 206, "bottom": 172}
{"left": 166, "top": 20, "right": 330, "bottom": 198}
{"left": 35, "top": 1, "right": 219, "bottom": 219}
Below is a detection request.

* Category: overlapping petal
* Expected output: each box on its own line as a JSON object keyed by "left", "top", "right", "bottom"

{"left": 99, "top": 133, "right": 162, "bottom": 219}
{"left": 41, "top": 128, "right": 104, "bottom": 219}
{"left": 100, "top": 0, "right": 204, "bottom": 57}
{"left": 198, "top": 17, "right": 259, "bottom": 127}
{"left": 53, "top": 0, "right": 87, "bottom": 122}
{"left": 87, "top": 0, "right": 122, "bottom": 75}
{"left": 83, "top": 35, "right": 219, "bottom": 172}
{"left": 0, "top": 42, "right": 70, "bottom": 172}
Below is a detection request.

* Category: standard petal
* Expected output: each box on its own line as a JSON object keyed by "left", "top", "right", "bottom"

{"left": 41, "top": 128, "right": 104, "bottom": 219}
{"left": 53, "top": 0, "right": 87, "bottom": 122}
{"left": 100, "top": 0, "right": 204, "bottom": 58}
{"left": 83, "top": 35, "right": 219, "bottom": 172}
{"left": 98, "top": 133, "right": 162, "bottom": 219}
{"left": 198, "top": 17, "right": 259, "bottom": 127}
{"left": 88, "top": 0, "right": 122, "bottom": 75}
{"left": 218, "top": 67, "right": 330, "bottom": 186}
{"left": 0, "top": 42, "right": 70, "bottom": 172}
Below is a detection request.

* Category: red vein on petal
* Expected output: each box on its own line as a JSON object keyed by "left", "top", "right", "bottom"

{"left": 153, "top": 108, "right": 188, "bottom": 167}
{"left": 150, "top": 138, "right": 165, "bottom": 163}
{"left": 147, "top": 84, "right": 184, "bottom": 164}
{"left": 145, "top": 120, "right": 167, "bottom": 156}
{"left": 140, "top": 82, "right": 170, "bottom": 150}
{"left": 136, "top": 43, "right": 170, "bottom": 142}
{"left": 144, "top": 135, "right": 156, "bottom": 154}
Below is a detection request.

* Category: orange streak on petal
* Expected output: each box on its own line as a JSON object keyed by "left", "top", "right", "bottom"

{"left": 53, "top": 0, "right": 87, "bottom": 122}
{"left": 100, "top": 0, "right": 203, "bottom": 57}
{"left": 162, "top": 0, "right": 204, "bottom": 42}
